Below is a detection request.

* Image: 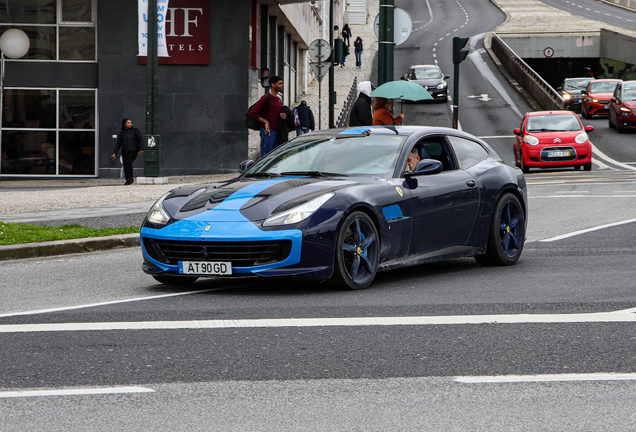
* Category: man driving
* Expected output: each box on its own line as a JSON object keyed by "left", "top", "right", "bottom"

{"left": 406, "top": 147, "right": 420, "bottom": 173}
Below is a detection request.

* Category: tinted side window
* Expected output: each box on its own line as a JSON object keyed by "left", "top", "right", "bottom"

{"left": 447, "top": 136, "right": 490, "bottom": 169}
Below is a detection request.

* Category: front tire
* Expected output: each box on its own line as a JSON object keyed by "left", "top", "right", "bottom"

{"left": 583, "top": 163, "right": 592, "bottom": 171}
{"left": 520, "top": 152, "right": 529, "bottom": 174}
{"left": 475, "top": 193, "right": 525, "bottom": 266}
{"left": 152, "top": 275, "right": 199, "bottom": 285}
{"left": 330, "top": 211, "right": 380, "bottom": 290}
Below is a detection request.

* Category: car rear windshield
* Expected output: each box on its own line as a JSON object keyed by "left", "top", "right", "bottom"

{"left": 246, "top": 134, "right": 406, "bottom": 177}
{"left": 590, "top": 81, "right": 619, "bottom": 93}
{"left": 526, "top": 115, "right": 582, "bottom": 132}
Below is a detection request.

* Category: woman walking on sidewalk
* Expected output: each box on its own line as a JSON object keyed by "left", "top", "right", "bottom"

{"left": 111, "top": 118, "right": 144, "bottom": 185}
{"left": 354, "top": 36, "right": 363, "bottom": 68}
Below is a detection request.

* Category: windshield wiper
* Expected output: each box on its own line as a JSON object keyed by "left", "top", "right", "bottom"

{"left": 244, "top": 172, "right": 280, "bottom": 178}
{"left": 280, "top": 171, "right": 349, "bottom": 177}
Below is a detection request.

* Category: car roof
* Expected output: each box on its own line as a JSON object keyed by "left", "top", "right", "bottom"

{"left": 527, "top": 111, "right": 575, "bottom": 116}
{"left": 564, "top": 77, "right": 593, "bottom": 81}
{"left": 306, "top": 125, "right": 467, "bottom": 137}
{"left": 589, "top": 79, "right": 622, "bottom": 83}
{"left": 410, "top": 64, "right": 438, "bottom": 70}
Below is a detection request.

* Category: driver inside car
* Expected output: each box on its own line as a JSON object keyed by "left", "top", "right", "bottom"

{"left": 406, "top": 147, "right": 420, "bottom": 172}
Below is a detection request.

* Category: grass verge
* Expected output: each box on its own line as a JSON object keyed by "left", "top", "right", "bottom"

{"left": 0, "top": 222, "right": 139, "bottom": 246}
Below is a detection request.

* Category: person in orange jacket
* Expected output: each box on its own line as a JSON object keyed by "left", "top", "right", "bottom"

{"left": 372, "top": 97, "right": 404, "bottom": 126}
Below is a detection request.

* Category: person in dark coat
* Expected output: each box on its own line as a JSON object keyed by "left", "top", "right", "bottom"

{"left": 276, "top": 105, "right": 297, "bottom": 146}
{"left": 354, "top": 36, "right": 363, "bottom": 68}
{"left": 111, "top": 118, "right": 144, "bottom": 185}
{"left": 349, "top": 81, "right": 374, "bottom": 127}
{"left": 295, "top": 100, "right": 315, "bottom": 136}
{"left": 342, "top": 23, "right": 352, "bottom": 46}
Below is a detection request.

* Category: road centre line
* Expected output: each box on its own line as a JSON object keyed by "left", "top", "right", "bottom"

{"left": 540, "top": 217, "right": 636, "bottom": 242}
{"left": 530, "top": 195, "right": 636, "bottom": 198}
{"left": 0, "top": 288, "right": 227, "bottom": 318}
{"left": 0, "top": 387, "right": 154, "bottom": 398}
{"left": 2, "top": 309, "right": 636, "bottom": 333}
{"left": 455, "top": 373, "right": 636, "bottom": 384}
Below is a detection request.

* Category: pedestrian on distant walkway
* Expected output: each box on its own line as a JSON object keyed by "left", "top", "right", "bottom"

{"left": 111, "top": 118, "right": 144, "bottom": 185}
{"left": 295, "top": 100, "right": 315, "bottom": 136}
{"left": 354, "top": 36, "right": 363, "bottom": 68}
{"left": 349, "top": 81, "right": 374, "bottom": 127}
{"left": 342, "top": 23, "right": 352, "bottom": 46}
{"left": 373, "top": 98, "right": 404, "bottom": 126}
{"left": 250, "top": 75, "right": 286, "bottom": 157}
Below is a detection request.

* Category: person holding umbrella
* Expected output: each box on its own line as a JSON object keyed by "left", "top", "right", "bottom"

{"left": 372, "top": 98, "right": 404, "bottom": 126}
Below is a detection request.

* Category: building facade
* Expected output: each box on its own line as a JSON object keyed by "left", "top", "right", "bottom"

{"left": 0, "top": 0, "right": 340, "bottom": 179}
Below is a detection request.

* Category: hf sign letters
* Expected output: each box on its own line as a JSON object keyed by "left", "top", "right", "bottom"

{"left": 139, "top": 0, "right": 210, "bottom": 65}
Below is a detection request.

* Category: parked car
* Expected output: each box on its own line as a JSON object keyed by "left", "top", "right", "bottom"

{"left": 513, "top": 111, "right": 594, "bottom": 173}
{"left": 581, "top": 79, "right": 621, "bottom": 118}
{"left": 141, "top": 126, "right": 527, "bottom": 290}
{"left": 401, "top": 65, "right": 449, "bottom": 102}
{"left": 608, "top": 80, "right": 636, "bottom": 133}
{"left": 557, "top": 77, "right": 594, "bottom": 111}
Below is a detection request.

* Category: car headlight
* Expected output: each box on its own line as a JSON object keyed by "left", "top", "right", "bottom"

{"left": 588, "top": 97, "right": 598, "bottom": 103}
{"left": 523, "top": 135, "right": 539, "bottom": 146}
{"left": 620, "top": 107, "right": 632, "bottom": 113}
{"left": 436, "top": 83, "right": 447, "bottom": 90}
{"left": 263, "top": 193, "right": 334, "bottom": 227}
{"left": 562, "top": 93, "right": 572, "bottom": 100}
{"left": 575, "top": 133, "right": 589, "bottom": 144}
{"left": 146, "top": 192, "right": 171, "bottom": 226}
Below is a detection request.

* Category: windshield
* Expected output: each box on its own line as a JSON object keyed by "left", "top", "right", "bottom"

{"left": 590, "top": 81, "right": 619, "bottom": 93}
{"left": 563, "top": 79, "right": 592, "bottom": 90}
{"left": 623, "top": 84, "right": 636, "bottom": 101}
{"left": 526, "top": 114, "right": 582, "bottom": 132}
{"left": 412, "top": 68, "right": 442, "bottom": 80}
{"left": 245, "top": 134, "right": 405, "bottom": 177}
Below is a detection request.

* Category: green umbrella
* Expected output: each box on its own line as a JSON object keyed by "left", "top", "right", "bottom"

{"left": 371, "top": 80, "right": 434, "bottom": 101}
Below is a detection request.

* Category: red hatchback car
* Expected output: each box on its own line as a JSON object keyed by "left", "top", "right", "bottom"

{"left": 608, "top": 80, "right": 636, "bottom": 132}
{"left": 581, "top": 79, "right": 621, "bottom": 118}
{"left": 513, "top": 111, "right": 594, "bottom": 173}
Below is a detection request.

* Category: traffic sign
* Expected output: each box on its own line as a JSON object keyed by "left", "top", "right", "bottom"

{"left": 308, "top": 39, "right": 331, "bottom": 61}
{"left": 309, "top": 61, "right": 330, "bottom": 82}
{"left": 374, "top": 7, "right": 413, "bottom": 46}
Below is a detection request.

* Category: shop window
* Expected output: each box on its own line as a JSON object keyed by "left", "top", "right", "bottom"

{"left": 0, "top": 0, "right": 95, "bottom": 62}
{"left": 1, "top": 88, "right": 96, "bottom": 176}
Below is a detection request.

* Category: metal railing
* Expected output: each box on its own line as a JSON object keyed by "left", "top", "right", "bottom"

{"left": 336, "top": 77, "right": 358, "bottom": 128}
{"left": 491, "top": 33, "right": 565, "bottom": 111}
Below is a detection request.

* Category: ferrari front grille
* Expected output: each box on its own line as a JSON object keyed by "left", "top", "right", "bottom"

{"left": 143, "top": 238, "right": 292, "bottom": 267}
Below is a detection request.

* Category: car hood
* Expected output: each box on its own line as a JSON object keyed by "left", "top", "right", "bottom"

{"left": 620, "top": 100, "right": 636, "bottom": 109}
{"left": 526, "top": 130, "right": 586, "bottom": 145}
{"left": 588, "top": 91, "right": 614, "bottom": 99}
{"left": 410, "top": 78, "right": 444, "bottom": 88}
{"left": 161, "top": 176, "right": 368, "bottom": 223}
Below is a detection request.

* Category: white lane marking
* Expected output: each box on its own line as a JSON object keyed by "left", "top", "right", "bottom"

{"left": 468, "top": 44, "right": 524, "bottom": 118}
{"left": 530, "top": 195, "right": 636, "bottom": 198}
{"left": 591, "top": 143, "right": 636, "bottom": 170}
{"left": 0, "top": 387, "right": 154, "bottom": 398}
{"left": 0, "top": 288, "right": 226, "bottom": 318}
{"left": 2, "top": 309, "right": 636, "bottom": 333}
{"left": 540, "top": 217, "right": 636, "bottom": 242}
{"left": 455, "top": 373, "right": 636, "bottom": 384}
{"left": 477, "top": 135, "right": 516, "bottom": 139}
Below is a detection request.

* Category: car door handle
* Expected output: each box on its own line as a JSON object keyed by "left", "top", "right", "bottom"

{"left": 466, "top": 180, "right": 476, "bottom": 187}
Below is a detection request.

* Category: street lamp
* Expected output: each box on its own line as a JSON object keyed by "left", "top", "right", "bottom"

{"left": 0, "top": 28, "right": 30, "bottom": 179}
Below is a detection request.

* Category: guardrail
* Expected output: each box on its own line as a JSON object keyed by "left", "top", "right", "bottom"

{"left": 336, "top": 77, "right": 358, "bottom": 128}
{"left": 491, "top": 33, "right": 565, "bottom": 111}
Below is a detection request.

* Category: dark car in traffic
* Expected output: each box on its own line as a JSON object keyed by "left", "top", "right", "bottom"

{"left": 557, "top": 77, "right": 594, "bottom": 111}
{"left": 401, "top": 65, "right": 450, "bottom": 102}
{"left": 141, "top": 126, "right": 527, "bottom": 290}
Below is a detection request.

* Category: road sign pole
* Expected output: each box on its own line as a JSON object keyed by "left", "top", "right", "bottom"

{"left": 378, "top": 0, "right": 394, "bottom": 86}
{"left": 144, "top": 0, "right": 160, "bottom": 176}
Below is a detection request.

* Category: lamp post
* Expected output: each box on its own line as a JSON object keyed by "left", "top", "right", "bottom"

{"left": 0, "top": 28, "right": 30, "bottom": 180}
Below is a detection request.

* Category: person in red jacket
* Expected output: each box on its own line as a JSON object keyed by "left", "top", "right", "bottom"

{"left": 372, "top": 98, "right": 404, "bottom": 126}
{"left": 250, "top": 76, "right": 287, "bottom": 157}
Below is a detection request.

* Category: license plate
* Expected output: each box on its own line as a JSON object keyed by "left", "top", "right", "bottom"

{"left": 179, "top": 261, "right": 232, "bottom": 275}
{"left": 547, "top": 151, "right": 570, "bottom": 157}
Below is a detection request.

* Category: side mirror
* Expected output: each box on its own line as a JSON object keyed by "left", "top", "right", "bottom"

{"left": 611, "top": 97, "right": 617, "bottom": 103}
{"left": 404, "top": 159, "right": 443, "bottom": 177}
{"left": 581, "top": 90, "right": 587, "bottom": 95}
{"left": 514, "top": 128, "right": 522, "bottom": 135}
{"left": 444, "top": 75, "right": 450, "bottom": 80}
{"left": 239, "top": 159, "right": 254, "bottom": 173}
{"left": 585, "top": 125, "right": 594, "bottom": 132}
{"left": 401, "top": 75, "right": 407, "bottom": 80}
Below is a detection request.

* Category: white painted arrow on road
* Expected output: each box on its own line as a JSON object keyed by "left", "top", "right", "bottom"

{"left": 467, "top": 94, "right": 491, "bottom": 101}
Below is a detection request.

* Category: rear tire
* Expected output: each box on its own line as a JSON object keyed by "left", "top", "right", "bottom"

{"left": 330, "top": 211, "right": 379, "bottom": 290}
{"left": 475, "top": 193, "right": 525, "bottom": 266}
{"left": 152, "top": 275, "right": 199, "bottom": 285}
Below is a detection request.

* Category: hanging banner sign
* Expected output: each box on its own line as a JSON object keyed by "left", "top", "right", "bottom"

{"left": 139, "top": 0, "right": 210, "bottom": 65}
{"left": 139, "top": 0, "right": 170, "bottom": 57}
